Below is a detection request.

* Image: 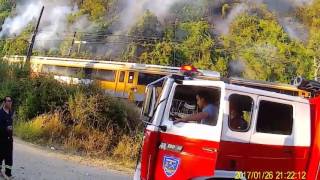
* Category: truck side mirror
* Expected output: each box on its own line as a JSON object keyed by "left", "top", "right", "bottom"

{"left": 142, "top": 85, "right": 156, "bottom": 120}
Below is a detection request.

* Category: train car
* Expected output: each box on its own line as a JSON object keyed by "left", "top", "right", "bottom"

{"left": 4, "top": 55, "right": 182, "bottom": 103}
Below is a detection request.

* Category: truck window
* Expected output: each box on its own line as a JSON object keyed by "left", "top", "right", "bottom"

{"left": 170, "top": 85, "right": 220, "bottom": 126}
{"left": 256, "top": 100, "right": 293, "bottom": 135}
{"left": 228, "top": 94, "right": 253, "bottom": 132}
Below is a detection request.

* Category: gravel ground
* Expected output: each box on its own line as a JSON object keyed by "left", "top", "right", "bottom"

{"left": 0, "top": 138, "right": 132, "bottom": 180}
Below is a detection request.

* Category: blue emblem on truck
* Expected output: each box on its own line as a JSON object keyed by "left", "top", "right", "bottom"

{"left": 163, "top": 156, "right": 180, "bottom": 177}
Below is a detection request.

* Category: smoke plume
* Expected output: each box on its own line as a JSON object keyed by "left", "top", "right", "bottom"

{"left": 214, "top": 3, "right": 248, "bottom": 35}
{"left": 0, "top": 0, "right": 315, "bottom": 56}
{"left": 260, "top": 0, "right": 313, "bottom": 41}
{"left": 0, "top": 2, "right": 43, "bottom": 37}
{"left": 105, "top": 0, "right": 183, "bottom": 58}
{"left": 0, "top": 0, "right": 94, "bottom": 50}
{"left": 228, "top": 60, "right": 246, "bottom": 77}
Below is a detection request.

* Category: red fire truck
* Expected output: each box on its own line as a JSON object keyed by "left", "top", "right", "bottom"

{"left": 134, "top": 66, "right": 320, "bottom": 180}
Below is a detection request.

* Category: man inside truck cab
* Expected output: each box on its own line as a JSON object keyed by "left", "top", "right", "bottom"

{"left": 229, "top": 102, "right": 248, "bottom": 130}
{"left": 174, "top": 90, "right": 218, "bottom": 125}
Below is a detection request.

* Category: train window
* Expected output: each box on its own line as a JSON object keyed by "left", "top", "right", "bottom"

{"left": 228, "top": 94, "right": 253, "bottom": 132}
{"left": 41, "top": 65, "right": 50, "bottom": 73}
{"left": 138, "top": 73, "right": 164, "bottom": 85}
{"left": 93, "top": 70, "right": 115, "bottom": 82}
{"left": 128, "top": 72, "right": 135, "bottom": 83}
{"left": 42, "top": 65, "right": 82, "bottom": 77}
{"left": 42, "top": 65, "right": 66, "bottom": 76}
{"left": 84, "top": 68, "right": 93, "bottom": 79}
{"left": 119, "top": 71, "right": 125, "bottom": 82}
{"left": 67, "top": 67, "right": 82, "bottom": 77}
{"left": 256, "top": 100, "right": 293, "bottom": 135}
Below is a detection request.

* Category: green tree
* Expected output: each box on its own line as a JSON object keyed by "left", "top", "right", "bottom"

{"left": 81, "top": 0, "right": 107, "bottom": 21}
{"left": 297, "top": 0, "right": 320, "bottom": 79}
{"left": 1, "top": 26, "right": 33, "bottom": 56}
{"left": 123, "top": 11, "right": 163, "bottom": 62}
{"left": 224, "top": 11, "right": 312, "bottom": 82}
{"left": 0, "top": 0, "right": 13, "bottom": 25}
{"left": 178, "top": 21, "right": 215, "bottom": 68}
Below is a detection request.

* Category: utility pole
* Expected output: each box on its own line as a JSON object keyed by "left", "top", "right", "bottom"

{"left": 75, "top": 40, "right": 87, "bottom": 54}
{"left": 173, "top": 18, "right": 178, "bottom": 67}
{"left": 68, "top": 32, "right": 77, "bottom": 56}
{"left": 26, "top": 6, "right": 44, "bottom": 64}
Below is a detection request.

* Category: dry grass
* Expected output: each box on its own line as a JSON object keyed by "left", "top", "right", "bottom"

{"left": 16, "top": 111, "right": 142, "bottom": 168}
{"left": 15, "top": 112, "right": 66, "bottom": 143}
{"left": 15, "top": 92, "right": 143, "bottom": 168}
{"left": 113, "top": 135, "right": 142, "bottom": 168}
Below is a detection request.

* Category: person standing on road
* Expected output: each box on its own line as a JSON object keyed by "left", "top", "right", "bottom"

{"left": 0, "top": 96, "right": 14, "bottom": 179}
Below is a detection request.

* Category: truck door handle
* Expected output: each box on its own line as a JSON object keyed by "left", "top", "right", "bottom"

{"left": 202, "top": 147, "right": 217, "bottom": 153}
{"left": 283, "top": 149, "right": 293, "bottom": 154}
{"left": 159, "top": 125, "right": 167, "bottom": 132}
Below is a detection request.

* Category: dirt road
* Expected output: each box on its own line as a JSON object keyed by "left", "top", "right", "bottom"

{"left": 1, "top": 139, "right": 132, "bottom": 180}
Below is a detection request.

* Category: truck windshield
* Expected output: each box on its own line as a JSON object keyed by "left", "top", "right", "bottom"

{"left": 170, "top": 85, "right": 221, "bottom": 126}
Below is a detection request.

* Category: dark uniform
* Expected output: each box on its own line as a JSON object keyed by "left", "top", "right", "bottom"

{"left": 0, "top": 108, "right": 13, "bottom": 177}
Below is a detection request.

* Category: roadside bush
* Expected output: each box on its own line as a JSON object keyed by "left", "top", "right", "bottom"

{"left": 15, "top": 118, "right": 44, "bottom": 142}
{"left": 68, "top": 91, "right": 142, "bottom": 134}
{"left": 15, "top": 111, "right": 66, "bottom": 143}
{"left": 41, "top": 112, "right": 67, "bottom": 142}
{"left": 1, "top": 59, "right": 143, "bottom": 168}
{"left": 83, "top": 129, "right": 113, "bottom": 157}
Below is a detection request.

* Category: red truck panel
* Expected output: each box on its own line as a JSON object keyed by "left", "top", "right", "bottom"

{"left": 308, "top": 97, "right": 320, "bottom": 180}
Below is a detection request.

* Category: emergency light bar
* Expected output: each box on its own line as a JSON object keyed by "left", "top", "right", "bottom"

{"left": 180, "top": 65, "right": 201, "bottom": 77}
{"left": 179, "top": 65, "right": 221, "bottom": 79}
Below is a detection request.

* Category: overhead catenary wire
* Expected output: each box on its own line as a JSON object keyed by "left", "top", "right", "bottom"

{"left": 0, "top": 31, "right": 299, "bottom": 63}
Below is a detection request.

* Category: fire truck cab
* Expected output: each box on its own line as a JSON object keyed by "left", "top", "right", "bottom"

{"left": 134, "top": 66, "right": 320, "bottom": 180}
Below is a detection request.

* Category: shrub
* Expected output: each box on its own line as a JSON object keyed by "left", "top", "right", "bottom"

{"left": 14, "top": 118, "right": 44, "bottom": 142}
{"left": 15, "top": 111, "right": 66, "bottom": 143}
{"left": 83, "top": 129, "right": 113, "bottom": 157}
{"left": 67, "top": 91, "right": 142, "bottom": 134}
{"left": 41, "top": 112, "right": 66, "bottom": 142}
{"left": 112, "top": 134, "right": 142, "bottom": 167}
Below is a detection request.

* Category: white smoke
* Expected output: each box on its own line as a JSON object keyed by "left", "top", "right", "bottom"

{"left": 105, "top": 0, "right": 183, "bottom": 58}
{"left": 71, "top": 15, "right": 94, "bottom": 32}
{"left": 113, "top": 0, "right": 183, "bottom": 34}
{"left": 291, "top": 0, "right": 314, "bottom": 6}
{"left": 35, "top": 5, "right": 76, "bottom": 50}
{"left": 259, "top": 0, "right": 313, "bottom": 41}
{"left": 280, "top": 17, "right": 309, "bottom": 42}
{"left": 0, "top": 2, "right": 43, "bottom": 37}
{"left": 214, "top": 0, "right": 312, "bottom": 41}
{"left": 229, "top": 60, "right": 246, "bottom": 77}
{"left": 0, "top": 0, "right": 95, "bottom": 50}
{"left": 214, "top": 3, "right": 248, "bottom": 35}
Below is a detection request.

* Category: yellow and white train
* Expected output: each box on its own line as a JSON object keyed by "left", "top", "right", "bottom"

{"left": 4, "top": 56, "right": 182, "bottom": 103}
